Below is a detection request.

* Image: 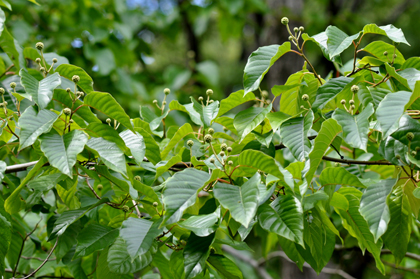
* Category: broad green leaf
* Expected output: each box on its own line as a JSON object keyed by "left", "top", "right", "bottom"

{"left": 326, "top": 26, "right": 360, "bottom": 59}
{"left": 280, "top": 110, "right": 313, "bottom": 161}
{"left": 302, "top": 32, "right": 342, "bottom": 63}
{"left": 120, "top": 218, "right": 161, "bottom": 260}
{"left": 361, "top": 41, "right": 405, "bottom": 66}
{"left": 84, "top": 91, "right": 133, "bottom": 131}
{"left": 306, "top": 118, "right": 342, "bottom": 184}
{"left": 135, "top": 127, "right": 161, "bottom": 164}
{"left": 237, "top": 149, "right": 285, "bottom": 181}
{"left": 86, "top": 137, "right": 127, "bottom": 177}
{"left": 202, "top": 101, "right": 219, "bottom": 127}
{"left": 278, "top": 236, "right": 304, "bottom": 271}
{"left": 398, "top": 68, "right": 420, "bottom": 90}
{"left": 5, "top": 156, "right": 48, "bottom": 214}
{"left": 302, "top": 191, "right": 328, "bottom": 211}
{"left": 0, "top": 27, "right": 25, "bottom": 70}
{"left": 85, "top": 122, "right": 127, "bottom": 151}
{"left": 161, "top": 123, "right": 193, "bottom": 159}
{"left": 233, "top": 103, "right": 272, "bottom": 142}
{"left": 358, "top": 86, "right": 390, "bottom": 108}
{"left": 155, "top": 154, "right": 182, "bottom": 180}
{"left": 258, "top": 195, "right": 304, "bottom": 246}
{"left": 207, "top": 254, "right": 243, "bottom": 279}
{"left": 162, "top": 168, "right": 210, "bottom": 225}
{"left": 184, "top": 232, "right": 215, "bottom": 279}
{"left": 402, "top": 177, "right": 420, "bottom": 218}
{"left": 382, "top": 184, "right": 412, "bottom": 264}
{"left": 96, "top": 248, "right": 122, "bottom": 279}
{"left": 359, "top": 179, "right": 397, "bottom": 242}
{"left": 55, "top": 64, "right": 94, "bottom": 93}
{"left": 330, "top": 192, "right": 349, "bottom": 210}
{"left": 0, "top": 213, "right": 11, "bottom": 277}
{"left": 376, "top": 91, "right": 411, "bottom": 138}
{"left": 362, "top": 24, "right": 410, "bottom": 45}
{"left": 120, "top": 130, "right": 145, "bottom": 166}
{"left": 179, "top": 208, "right": 220, "bottom": 237}
{"left": 332, "top": 103, "right": 374, "bottom": 151}
{"left": 39, "top": 129, "right": 88, "bottom": 177}
{"left": 20, "top": 69, "right": 61, "bottom": 109}
{"left": 213, "top": 173, "right": 260, "bottom": 228}
{"left": 18, "top": 106, "right": 60, "bottom": 150}
{"left": 74, "top": 224, "right": 119, "bottom": 258}
{"left": 384, "top": 63, "right": 411, "bottom": 91}
{"left": 319, "top": 167, "right": 366, "bottom": 188}
{"left": 57, "top": 180, "right": 80, "bottom": 209}
{"left": 169, "top": 100, "right": 203, "bottom": 126}
{"left": 266, "top": 111, "right": 291, "bottom": 133}
{"left": 243, "top": 42, "right": 291, "bottom": 94}
{"left": 108, "top": 237, "right": 154, "bottom": 274}
{"left": 311, "top": 77, "right": 353, "bottom": 111}
{"left": 95, "top": 165, "right": 130, "bottom": 194}
{"left": 217, "top": 90, "right": 255, "bottom": 117}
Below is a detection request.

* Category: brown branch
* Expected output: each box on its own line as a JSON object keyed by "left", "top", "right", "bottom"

{"left": 322, "top": 156, "right": 393, "bottom": 165}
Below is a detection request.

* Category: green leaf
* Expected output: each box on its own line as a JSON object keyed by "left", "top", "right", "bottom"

{"left": 278, "top": 236, "right": 304, "bottom": 271}
{"left": 359, "top": 179, "right": 397, "bottom": 242}
{"left": 280, "top": 110, "right": 314, "bottom": 161}
{"left": 161, "top": 123, "right": 193, "bottom": 159}
{"left": 214, "top": 173, "right": 260, "bottom": 228}
{"left": 376, "top": 91, "right": 411, "bottom": 138}
{"left": 84, "top": 91, "right": 133, "bottom": 131}
{"left": 202, "top": 101, "right": 219, "bottom": 127}
{"left": 74, "top": 224, "right": 119, "bottom": 259}
{"left": 207, "top": 254, "right": 243, "bottom": 279}
{"left": 0, "top": 213, "right": 11, "bottom": 277}
{"left": 20, "top": 69, "right": 61, "bottom": 109}
{"left": 135, "top": 127, "right": 161, "bottom": 165}
{"left": 108, "top": 237, "right": 154, "bottom": 274}
{"left": 311, "top": 77, "right": 353, "bottom": 111}
{"left": 5, "top": 156, "right": 47, "bottom": 214}
{"left": 233, "top": 103, "right": 272, "bottom": 142}
{"left": 243, "top": 42, "right": 291, "bottom": 94}
{"left": 326, "top": 26, "right": 360, "bottom": 59}
{"left": 362, "top": 24, "right": 410, "bottom": 45}
{"left": 18, "top": 106, "right": 60, "bottom": 150}
{"left": 319, "top": 167, "right": 366, "bottom": 188}
{"left": 39, "top": 129, "right": 88, "bottom": 177}
{"left": 306, "top": 118, "right": 342, "bottom": 184}
{"left": 119, "top": 218, "right": 161, "bottom": 260}
{"left": 162, "top": 168, "right": 210, "bottom": 225}
{"left": 358, "top": 86, "right": 390, "bottom": 108}
{"left": 85, "top": 122, "right": 127, "bottom": 151}
{"left": 0, "top": 1, "right": 11, "bottom": 11}
{"left": 382, "top": 184, "right": 412, "bottom": 264}
{"left": 258, "top": 195, "right": 304, "bottom": 246}
{"left": 86, "top": 137, "right": 127, "bottom": 177}
{"left": 237, "top": 150, "right": 285, "bottom": 181}
{"left": 184, "top": 232, "right": 215, "bottom": 279}
{"left": 0, "top": 27, "right": 25, "bottom": 70}
{"left": 169, "top": 100, "right": 203, "bottom": 126}
{"left": 361, "top": 41, "right": 405, "bottom": 66}
{"left": 120, "top": 130, "right": 146, "bottom": 166}
{"left": 179, "top": 208, "right": 220, "bottom": 237}
{"left": 55, "top": 64, "right": 94, "bottom": 93}
{"left": 302, "top": 32, "right": 342, "bottom": 63}
{"left": 332, "top": 103, "right": 374, "bottom": 151}
{"left": 217, "top": 90, "right": 255, "bottom": 117}
{"left": 384, "top": 63, "right": 411, "bottom": 91}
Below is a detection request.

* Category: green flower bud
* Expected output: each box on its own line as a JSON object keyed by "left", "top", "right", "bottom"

{"left": 209, "top": 100, "right": 214, "bottom": 104}
{"left": 66, "top": 88, "right": 71, "bottom": 93}
{"left": 76, "top": 91, "right": 84, "bottom": 98}
{"left": 349, "top": 100, "right": 355, "bottom": 105}
{"left": 162, "top": 101, "right": 167, "bottom": 106}
{"left": 52, "top": 58, "right": 58, "bottom": 63}
{"left": 72, "top": 75, "right": 80, "bottom": 83}
{"left": 10, "top": 82, "right": 16, "bottom": 89}
{"left": 288, "top": 36, "right": 294, "bottom": 41}
{"left": 134, "top": 175, "right": 141, "bottom": 181}
{"left": 35, "top": 42, "right": 44, "bottom": 50}
{"left": 299, "top": 26, "right": 304, "bottom": 32}
{"left": 281, "top": 17, "right": 289, "bottom": 25}
{"left": 350, "top": 105, "right": 355, "bottom": 110}
{"left": 106, "top": 118, "right": 111, "bottom": 124}
{"left": 228, "top": 160, "right": 233, "bottom": 165}
{"left": 395, "top": 154, "right": 401, "bottom": 160}
{"left": 227, "top": 147, "right": 232, "bottom": 153}
{"left": 261, "top": 90, "right": 269, "bottom": 99}
{"left": 187, "top": 140, "right": 194, "bottom": 147}
{"left": 393, "top": 54, "right": 397, "bottom": 58}
{"left": 180, "top": 240, "right": 187, "bottom": 246}
{"left": 97, "top": 184, "right": 103, "bottom": 190}
{"left": 69, "top": 119, "right": 74, "bottom": 124}
{"left": 412, "top": 151, "right": 417, "bottom": 156}
{"left": 416, "top": 146, "right": 420, "bottom": 152}
{"left": 153, "top": 202, "right": 158, "bottom": 207}
{"left": 40, "top": 67, "right": 46, "bottom": 72}
{"left": 153, "top": 99, "right": 158, "bottom": 104}
{"left": 334, "top": 162, "right": 340, "bottom": 167}
{"left": 63, "top": 108, "right": 71, "bottom": 116}
{"left": 122, "top": 205, "right": 130, "bottom": 212}
{"left": 351, "top": 85, "right": 359, "bottom": 93}
{"left": 302, "top": 94, "right": 309, "bottom": 101}
{"left": 206, "top": 89, "right": 213, "bottom": 96}
{"left": 198, "top": 96, "right": 204, "bottom": 102}
{"left": 204, "top": 134, "right": 212, "bottom": 143}
{"left": 209, "top": 158, "right": 215, "bottom": 164}
{"left": 293, "top": 27, "right": 299, "bottom": 33}
{"left": 220, "top": 143, "right": 228, "bottom": 151}
{"left": 340, "top": 99, "right": 346, "bottom": 105}
{"left": 164, "top": 88, "right": 170, "bottom": 95}
{"left": 208, "top": 128, "right": 215, "bottom": 135}
{"left": 406, "top": 132, "right": 415, "bottom": 141}
{"left": 3, "top": 101, "right": 7, "bottom": 106}
{"left": 220, "top": 151, "right": 225, "bottom": 157}
{"left": 383, "top": 51, "right": 388, "bottom": 56}
{"left": 0, "top": 88, "right": 4, "bottom": 95}
{"left": 300, "top": 105, "right": 305, "bottom": 109}
{"left": 223, "top": 126, "right": 228, "bottom": 132}
{"left": 35, "top": 58, "right": 41, "bottom": 64}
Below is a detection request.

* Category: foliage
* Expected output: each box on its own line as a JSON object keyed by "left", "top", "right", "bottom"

{"left": 2, "top": 3, "right": 420, "bottom": 279}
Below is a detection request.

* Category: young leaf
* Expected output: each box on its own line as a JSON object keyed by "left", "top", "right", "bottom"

{"left": 55, "top": 64, "right": 94, "bottom": 93}
{"left": 362, "top": 24, "right": 410, "bottom": 46}
{"left": 237, "top": 149, "right": 286, "bottom": 181}
{"left": 326, "top": 26, "right": 360, "bottom": 59}
{"left": 217, "top": 90, "right": 255, "bottom": 117}
{"left": 161, "top": 123, "right": 193, "bottom": 159}
{"left": 178, "top": 208, "right": 220, "bottom": 237}
{"left": 74, "top": 224, "right": 119, "bottom": 259}
{"left": 233, "top": 103, "right": 272, "bottom": 142}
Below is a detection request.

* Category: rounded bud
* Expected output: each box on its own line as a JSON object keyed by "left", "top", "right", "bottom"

{"left": 35, "top": 42, "right": 44, "bottom": 50}
{"left": 223, "top": 126, "right": 228, "bottom": 132}
{"left": 63, "top": 108, "right": 71, "bottom": 116}
{"left": 198, "top": 96, "right": 203, "bottom": 102}
{"left": 300, "top": 105, "right": 305, "bottom": 109}
{"left": 89, "top": 167, "right": 95, "bottom": 171}
{"left": 416, "top": 146, "right": 420, "bottom": 152}
{"left": 153, "top": 202, "right": 158, "bottom": 207}
{"left": 10, "top": 82, "right": 16, "bottom": 89}
{"left": 122, "top": 205, "right": 130, "bottom": 212}
{"left": 281, "top": 17, "right": 289, "bottom": 25}
{"left": 302, "top": 94, "right": 309, "bottom": 101}
{"left": 72, "top": 75, "right": 80, "bottom": 83}
{"left": 35, "top": 58, "right": 41, "bottom": 64}
{"left": 334, "top": 162, "right": 340, "bottom": 167}
{"left": 180, "top": 240, "right": 187, "bottom": 246}
{"left": 406, "top": 132, "right": 415, "bottom": 141}
{"left": 412, "top": 151, "right": 417, "bottom": 156}
{"left": 209, "top": 100, "right": 214, "bottom": 104}
{"left": 0, "top": 88, "right": 5, "bottom": 95}
{"left": 228, "top": 160, "right": 233, "bottom": 165}
{"left": 52, "top": 58, "right": 58, "bottom": 63}
{"left": 383, "top": 51, "right": 388, "bottom": 56}
{"left": 97, "top": 184, "right": 103, "bottom": 190}
{"left": 288, "top": 35, "right": 294, "bottom": 41}
{"left": 66, "top": 88, "right": 71, "bottom": 93}
{"left": 293, "top": 27, "right": 299, "bottom": 33}
{"left": 153, "top": 100, "right": 158, "bottom": 104}
{"left": 187, "top": 140, "right": 194, "bottom": 147}
{"left": 106, "top": 118, "right": 111, "bottom": 124}
{"left": 204, "top": 134, "right": 212, "bottom": 143}
{"left": 208, "top": 128, "right": 215, "bottom": 135}
{"left": 164, "top": 88, "right": 170, "bottom": 95}
{"left": 76, "top": 91, "right": 84, "bottom": 98}
{"left": 220, "top": 143, "right": 227, "bottom": 151}
{"left": 69, "top": 119, "right": 74, "bottom": 124}
{"left": 220, "top": 151, "right": 225, "bottom": 157}
{"left": 350, "top": 105, "right": 356, "bottom": 110}
{"left": 299, "top": 26, "right": 304, "bottom": 32}
{"left": 351, "top": 85, "right": 359, "bottom": 93}
{"left": 227, "top": 147, "right": 232, "bottom": 153}
{"left": 395, "top": 154, "right": 401, "bottom": 160}
{"left": 340, "top": 99, "right": 346, "bottom": 105}
{"left": 349, "top": 100, "right": 355, "bottom": 105}
{"left": 134, "top": 175, "right": 141, "bottom": 181}
{"left": 206, "top": 89, "right": 213, "bottom": 96}
{"left": 209, "top": 158, "right": 215, "bottom": 164}
{"left": 40, "top": 67, "right": 46, "bottom": 72}
{"left": 162, "top": 101, "right": 167, "bottom": 106}
{"left": 0, "top": 103, "right": 4, "bottom": 108}
{"left": 3, "top": 101, "right": 7, "bottom": 106}
{"left": 393, "top": 54, "right": 397, "bottom": 58}
{"left": 261, "top": 90, "right": 269, "bottom": 99}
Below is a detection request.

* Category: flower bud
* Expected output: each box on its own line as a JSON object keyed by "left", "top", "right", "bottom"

{"left": 220, "top": 151, "right": 225, "bottom": 157}
{"left": 204, "top": 134, "right": 212, "bottom": 143}
{"left": 293, "top": 27, "right": 299, "bottom": 33}
{"left": 208, "top": 128, "right": 215, "bottom": 135}
{"left": 106, "top": 118, "right": 111, "bottom": 124}
{"left": 223, "top": 126, "right": 228, "bottom": 132}
{"left": 416, "top": 146, "right": 420, "bottom": 152}
{"left": 395, "top": 154, "right": 401, "bottom": 159}
{"left": 281, "top": 17, "right": 289, "bottom": 25}
{"left": 383, "top": 51, "right": 388, "bottom": 56}
{"left": 227, "top": 147, "right": 232, "bottom": 153}
{"left": 63, "top": 108, "right": 71, "bottom": 116}
{"left": 76, "top": 91, "right": 84, "bottom": 98}
{"left": 69, "top": 119, "right": 74, "bottom": 124}
{"left": 180, "top": 240, "right": 187, "bottom": 246}
{"left": 351, "top": 85, "right": 359, "bottom": 93}
{"left": 122, "top": 205, "right": 130, "bottom": 212}
{"left": 97, "top": 184, "right": 103, "bottom": 190}
{"left": 220, "top": 143, "right": 227, "bottom": 151}
{"left": 187, "top": 140, "right": 194, "bottom": 147}
{"left": 209, "top": 158, "right": 215, "bottom": 164}
{"left": 66, "top": 88, "right": 71, "bottom": 93}
{"left": 334, "top": 162, "right": 340, "bottom": 167}
{"left": 164, "top": 88, "right": 170, "bottom": 95}
{"left": 340, "top": 99, "right": 346, "bottom": 105}
{"left": 35, "top": 42, "right": 44, "bottom": 50}
{"left": 3, "top": 101, "right": 7, "bottom": 106}
{"left": 134, "top": 175, "right": 141, "bottom": 181}
{"left": 198, "top": 96, "right": 203, "bottom": 102}
{"left": 10, "top": 82, "right": 16, "bottom": 89}
{"left": 406, "top": 132, "right": 415, "bottom": 141}
{"left": 350, "top": 105, "right": 355, "bottom": 110}
{"left": 412, "top": 151, "right": 417, "bottom": 156}
{"left": 35, "top": 58, "right": 41, "bottom": 64}
{"left": 299, "top": 26, "right": 304, "bottom": 32}
{"left": 302, "top": 94, "right": 309, "bottom": 101}
{"left": 72, "top": 75, "right": 80, "bottom": 83}
{"left": 0, "top": 88, "right": 5, "bottom": 95}
{"left": 261, "top": 90, "right": 269, "bottom": 99}
{"left": 349, "top": 100, "right": 355, "bottom": 105}
{"left": 228, "top": 161, "right": 233, "bottom": 165}
{"left": 209, "top": 100, "right": 214, "bottom": 104}
{"left": 300, "top": 105, "right": 305, "bottom": 109}
{"left": 206, "top": 89, "right": 213, "bottom": 96}
{"left": 162, "top": 101, "right": 167, "bottom": 106}
{"left": 393, "top": 54, "right": 397, "bottom": 59}
{"left": 288, "top": 36, "right": 294, "bottom": 41}
{"left": 153, "top": 100, "right": 158, "bottom": 104}
{"left": 153, "top": 202, "right": 158, "bottom": 207}
{"left": 40, "top": 67, "right": 46, "bottom": 72}
{"left": 52, "top": 58, "right": 58, "bottom": 63}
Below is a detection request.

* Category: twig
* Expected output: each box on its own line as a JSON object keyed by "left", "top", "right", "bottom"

{"left": 132, "top": 200, "right": 141, "bottom": 218}
{"left": 0, "top": 64, "right": 14, "bottom": 79}
{"left": 383, "top": 260, "right": 420, "bottom": 274}
{"left": 322, "top": 156, "right": 393, "bottom": 165}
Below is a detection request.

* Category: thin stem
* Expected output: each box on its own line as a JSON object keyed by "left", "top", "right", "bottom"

{"left": 0, "top": 64, "right": 14, "bottom": 79}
